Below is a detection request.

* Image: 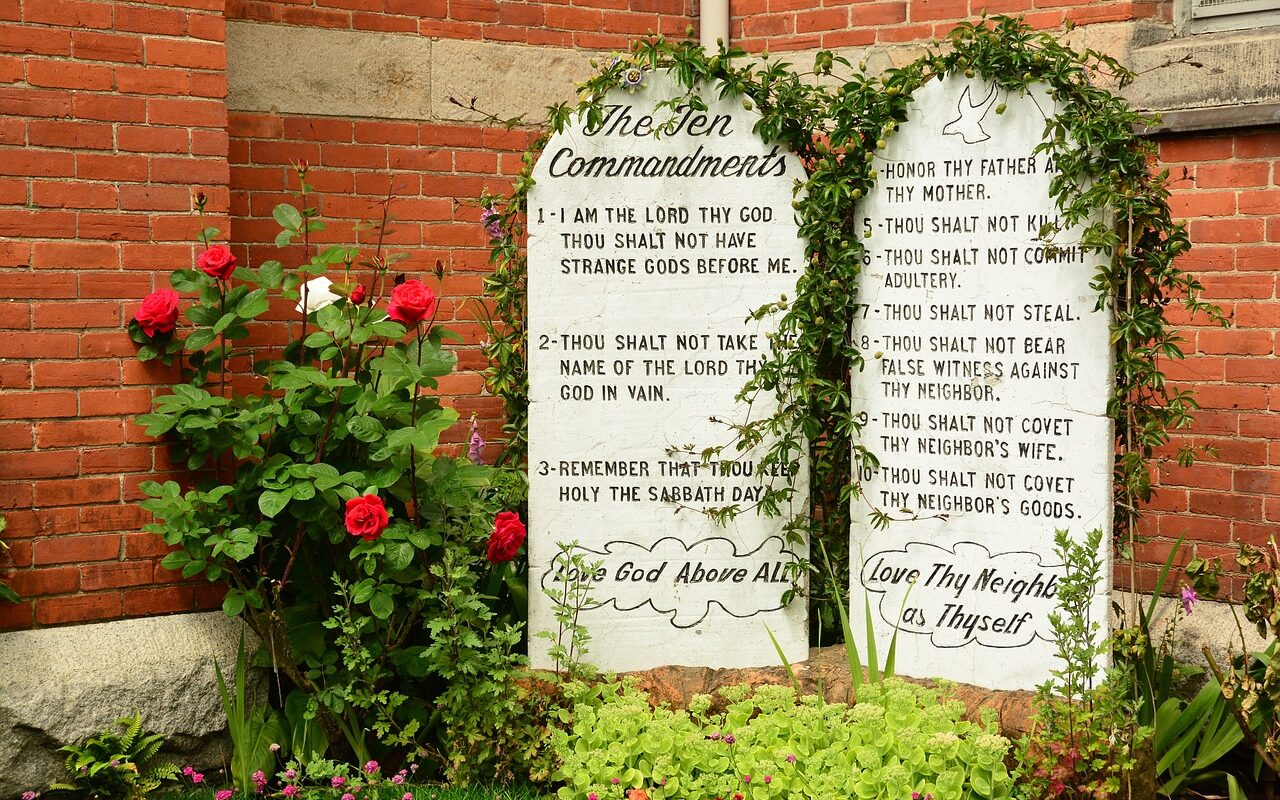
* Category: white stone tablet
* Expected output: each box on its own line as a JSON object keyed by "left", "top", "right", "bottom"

{"left": 526, "top": 71, "right": 810, "bottom": 672}
{"left": 850, "top": 75, "right": 1113, "bottom": 691}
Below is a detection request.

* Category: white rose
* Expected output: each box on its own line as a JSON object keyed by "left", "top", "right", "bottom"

{"left": 295, "top": 276, "right": 341, "bottom": 314}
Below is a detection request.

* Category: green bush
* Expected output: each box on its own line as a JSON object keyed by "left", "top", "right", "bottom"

{"left": 552, "top": 679, "right": 1013, "bottom": 800}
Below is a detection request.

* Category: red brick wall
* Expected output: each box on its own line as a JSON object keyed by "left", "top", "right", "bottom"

{"left": 731, "top": 0, "right": 1167, "bottom": 52}
{"left": 0, "top": 0, "right": 230, "bottom": 629}
{"left": 1137, "top": 131, "right": 1280, "bottom": 597}
{"left": 0, "top": 1, "right": 1276, "bottom": 630}
{"left": 226, "top": 0, "right": 693, "bottom": 47}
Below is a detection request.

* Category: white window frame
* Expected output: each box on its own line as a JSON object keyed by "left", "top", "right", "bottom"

{"left": 1177, "top": 0, "right": 1280, "bottom": 34}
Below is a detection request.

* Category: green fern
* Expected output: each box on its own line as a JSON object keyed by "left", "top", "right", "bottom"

{"left": 52, "top": 713, "right": 177, "bottom": 800}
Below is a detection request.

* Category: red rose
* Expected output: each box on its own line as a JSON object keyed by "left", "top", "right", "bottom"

{"left": 197, "top": 244, "right": 237, "bottom": 280}
{"left": 387, "top": 280, "right": 438, "bottom": 326}
{"left": 487, "top": 511, "right": 526, "bottom": 563}
{"left": 134, "top": 289, "right": 180, "bottom": 337}
{"left": 345, "top": 493, "right": 389, "bottom": 542}
{"left": 349, "top": 284, "right": 367, "bottom": 305}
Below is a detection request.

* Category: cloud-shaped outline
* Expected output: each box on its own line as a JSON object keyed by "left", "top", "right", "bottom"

{"left": 540, "top": 535, "right": 803, "bottom": 629}
{"left": 859, "top": 540, "right": 1064, "bottom": 650}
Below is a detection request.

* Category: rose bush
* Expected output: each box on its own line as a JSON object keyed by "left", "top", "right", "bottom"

{"left": 131, "top": 174, "right": 536, "bottom": 784}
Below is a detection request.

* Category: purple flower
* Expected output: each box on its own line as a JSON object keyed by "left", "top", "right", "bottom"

{"left": 723, "top": 733, "right": 736, "bottom": 745}
{"left": 364, "top": 760, "right": 380, "bottom": 775}
{"left": 1181, "top": 585, "right": 1198, "bottom": 614}
{"left": 482, "top": 205, "right": 502, "bottom": 239}
{"left": 110, "top": 760, "right": 120, "bottom": 767}
{"left": 708, "top": 731, "right": 721, "bottom": 741}
{"left": 285, "top": 769, "right": 297, "bottom": 780}
{"left": 786, "top": 754, "right": 797, "bottom": 763}
{"left": 468, "top": 415, "right": 485, "bottom": 465}
{"left": 621, "top": 65, "right": 645, "bottom": 92}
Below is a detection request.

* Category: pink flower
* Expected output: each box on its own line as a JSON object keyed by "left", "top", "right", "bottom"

{"left": 217, "top": 791, "right": 234, "bottom": 800}
{"left": 192, "top": 773, "right": 204, "bottom": 784}
{"left": 1181, "top": 585, "right": 1198, "bottom": 614}
{"left": 269, "top": 742, "right": 281, "bottom": 753}
{"left": 611, "top": 778, "right": 620, "bottom": 785}
{"left": 182, "top": 766, "right": 194, "bottom": 776}
{"left": 786, "top": 754, "right": 797, "bottom": 763}
{"left": 21, "top": 793, "right": 37, "bottom": 800}
{"left": 283, "top": 786, "right": 298, "bottom": 797}
{"left": 332, "top": 776, "right": 345, "bottom": 788}
{"left": 588, "top": 794, "right": 598, "bottom": 800}
{"left": 742, "top": 775, "right": 752, "bottom": 784}
{"left": 403, "top": 794, "right": 414, "bottom": 800}
{"left": 763, "top": 775, "right": 772, "bottom": 784}
{"left": 392, "top": 775, "right": 405, "bottom": 785}
{"left": 343, "top": 794, "right": 355, "bottom": 800}
{"left": 285, "top": 769, "right": 297, "bottom": 779}
{"left": 363, "top": 760, "right": 379, "bottom": 774}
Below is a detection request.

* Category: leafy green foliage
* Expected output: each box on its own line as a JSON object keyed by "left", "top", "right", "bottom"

{"left": 215, "top": 631, "right": 286, "bottom": 791}
{"left": 553, "top": 679, "right": 1014, "bottom": 800}
{"left": 132, "top": 170, "right": 535, "bottom": 782}
{"left": 0, "top": 512, "right": 16, "bottom": 604}
{"left": 1019, "top": 529, "right": 1143, "bottom": 799}
{"left": 50, "top": 714, "right": 179, "bottom": 800}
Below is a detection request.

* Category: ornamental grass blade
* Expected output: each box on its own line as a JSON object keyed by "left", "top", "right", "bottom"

{"left": 765, "top": 623, "right": 802, "bottom": 696}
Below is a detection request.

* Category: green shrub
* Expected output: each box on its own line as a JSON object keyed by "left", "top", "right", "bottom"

{"left": 552, "top": 679, "right": 1013, "bottom": 800}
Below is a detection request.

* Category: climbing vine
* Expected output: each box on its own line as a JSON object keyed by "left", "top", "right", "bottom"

{"left": 480, "top": 17, "right": 1225, "bottom": 624}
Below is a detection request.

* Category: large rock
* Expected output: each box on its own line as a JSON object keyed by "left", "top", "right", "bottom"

{"left": 0, "top": 612, "right": 259, "bottom": 797}
{"left": 618, "top": 643, "right": 1037, "bottom": 737}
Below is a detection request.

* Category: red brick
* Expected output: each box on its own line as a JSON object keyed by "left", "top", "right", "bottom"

{"left": 33, "top": 360, "right": 121, "bottom": 387}
{"left": 144, "top": 37, "right": 225, "bottom": 70}
{"left": 1195, "top": 162, "right": 1270, "bottom": 189}
{"left": 0, "top": 148, "right": 75, "bottom": 178}
{"left": 147, "top": 97, "right": 227, "bottom": 128}
{"left": 118, "top": 125, "right": 190, "bottom": 154}
{"left": 0, "top": 391, "right": 77, "bottom": 419}
{"left": 33, "top": 533, "right": 120, "bottom": 565}
{"left": 0, "top": 332, "right": 77, "bottom": 358}
{"left": 26, "top": 59, "right": 114, "bottom": 91}
{"left": 72, "top": 30, "right": 144, "bottom": 63}
{"left": 123, "top": 585, "right": 194, "bottom": 616}
{"left": 120, "top": 184, "right": 192, "bottom": 211}
{"left": 36, "top": 592, "right": 122, "bottom": 624}
{"left": 9, "top": 566, "right": 78, "bottom": 596}
{"left": 116, "top": 4, "right": 187, "bottom": 35}
{"left": 0, "top": 24, "right": 71, "bottom": 56}
{"left": 23, "top": 0, "right": 114, "bottom": 28}
{"left": 32, "top": 181, "right": 118, "bottom": 210}
{"left": 1158, "top": 136, "right": 1234, "bottom": 163}
{"left": 35, "top": 419, "right": 124, "bottom": 449}
{"left": 31, "top": 240, "right": 119, "bottom": 269}
{"left": 0, "top": 87, "right": 71, "bottom": 117}
{"left": 1235, "top": 131, "right": 1280, "bottom": 159}
{"left": 73, "top": 93, "right": 148, "bottom": 123}
{"left": 116, "top": 65, "right": 189, "bottom": 95}
{"left": 34, "top": 476, "right": 120, "bottom": 507}
{"left": 76, "top": 152, "right": 149, "bottom": 182}
{"left": 1191, "top": 217, "right": 1265, "bottom": 244}
{"left": 81, "top": 560, "right": 153, "bottom": 590}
